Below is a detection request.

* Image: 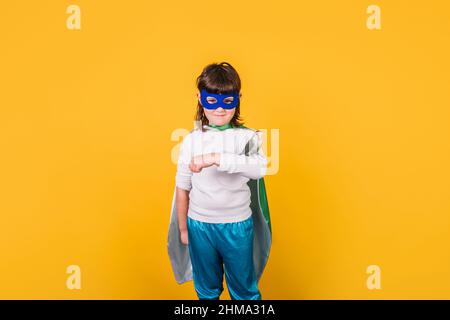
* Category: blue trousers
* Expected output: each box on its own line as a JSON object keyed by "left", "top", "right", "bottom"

{"left": 187, "top": 216, "right": 262, "bottom": 300}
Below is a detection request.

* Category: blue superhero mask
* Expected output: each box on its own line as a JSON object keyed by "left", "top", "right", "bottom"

{"left": 200, "top": 88, "right": 240, "bottom": 110}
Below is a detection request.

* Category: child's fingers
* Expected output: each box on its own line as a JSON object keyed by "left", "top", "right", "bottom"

{"left": 189, "top": 160, "right": 203, "bottom": 172}
{"left": 180, "top": 230, "right": 189, "bottom": 245}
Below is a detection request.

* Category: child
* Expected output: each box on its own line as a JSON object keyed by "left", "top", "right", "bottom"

{"left": 167, "top": 62, "right": 272, "bottom": 300}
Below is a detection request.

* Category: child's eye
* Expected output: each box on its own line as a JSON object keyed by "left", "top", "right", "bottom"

{"left": 223, "top": 97, "right": 234, "bottom": 104}
{"left": 206, "top": 97, "right": 217, "bottom": 104}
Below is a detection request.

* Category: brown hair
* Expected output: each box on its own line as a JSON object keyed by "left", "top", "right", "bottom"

{"left": 195, "top": 62, "right": 244, "bottom": 131}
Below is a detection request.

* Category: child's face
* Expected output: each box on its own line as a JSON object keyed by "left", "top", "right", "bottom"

{"left": 197, "top": 92, "right": 237, "bottom": 126}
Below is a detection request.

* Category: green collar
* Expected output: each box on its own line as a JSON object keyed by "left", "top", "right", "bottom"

{"left": 208, "top": 123, "right": 233, "bottom": 131}
{"left": 206, "top": 123, "right": 247, "bottom": 131}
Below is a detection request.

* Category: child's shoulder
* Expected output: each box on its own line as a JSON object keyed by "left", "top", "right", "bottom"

{"left": 234, "top": 126, "right": 264, "bottom": 147}
{"left": 179, "top": 128, "right": 196, "bottom": 146}
{"left": 182, "top": 126, "right": 205, "bottom": 142}
{"left": 235, "top": 124, "right": 262, "bottom": 133}
{"left": 236, "top": 125, "right": 263, "bottom": 139}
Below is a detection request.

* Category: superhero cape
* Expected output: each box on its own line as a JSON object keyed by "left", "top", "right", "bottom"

{"left": 167, "top": 134, "right": 272, "bottom": 285}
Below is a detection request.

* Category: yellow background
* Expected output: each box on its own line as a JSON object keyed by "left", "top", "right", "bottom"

{"left": 1, "top": 0, "right": 449, "bottom": 299}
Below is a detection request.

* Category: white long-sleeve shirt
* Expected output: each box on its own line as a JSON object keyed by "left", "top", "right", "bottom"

{"left": 175, "top": 124, "right": 268, "bottom": 223}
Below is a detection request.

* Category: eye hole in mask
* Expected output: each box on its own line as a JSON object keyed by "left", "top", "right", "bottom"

{"left": 206, "top": 97, "right": 218, "bottom": 104}
{"left": 223, "top": 97, "right": 234, "bottom": 104}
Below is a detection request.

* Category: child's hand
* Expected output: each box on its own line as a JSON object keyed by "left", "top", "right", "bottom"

{"left": 180, "top": 229, "right": 189, "bottom": 245}
{"left": 189, "top": 153, "right": 220, "bottom": 173}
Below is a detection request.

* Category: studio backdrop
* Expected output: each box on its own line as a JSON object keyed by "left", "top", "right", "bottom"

{"left": 0, "top": 0, "right": 449, "bottom": 299}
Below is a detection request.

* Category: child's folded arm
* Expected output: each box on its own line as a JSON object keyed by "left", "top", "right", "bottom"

{"left": 216, "top": 131, "right": 268, "bottom": 180}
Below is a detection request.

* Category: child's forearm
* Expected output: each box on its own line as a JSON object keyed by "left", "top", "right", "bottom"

{"left": 216, "top": 131, "right": 268, "bottom": 179}
{"left": 176, "top": 187, "right": 190, "bottom": 232}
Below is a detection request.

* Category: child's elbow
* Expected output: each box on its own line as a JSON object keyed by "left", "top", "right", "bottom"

{"left": 258, "top": 162, "right": 268, "bottom": 179}
{"left": 247, "top": 160, "right": 268, "bottom": 180}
